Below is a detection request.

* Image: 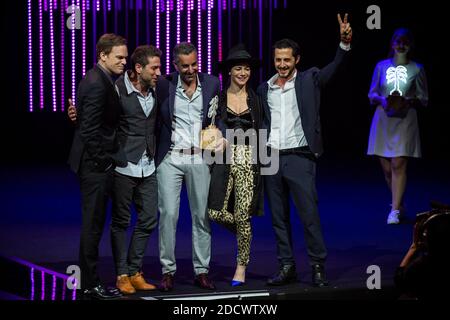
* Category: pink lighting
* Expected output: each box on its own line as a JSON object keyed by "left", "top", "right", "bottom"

{"left": 176, "top": 0, "right": 182, "bottom": 44}
{"left": 39, "top": 0, "right": 44, "bottom": 110}
{"left": 30, "top": 268, "right": 35, "bottom": 300}
{"left": 28, "top": 0, "right": 33, "bottom": 112}
{"left": 71, "top": 1, "right": 77, "bottom": 106}
{"left": 156, "top": 0, "right": 160, "bottom": 48}
{"left": 207, "top": 0, "right": 212, "bottom": 74}
{"left": 49, "top": 0, "right": 57, "bottom": 111}
{"left": 197, "top": 0, "right": 202, "bottom": 71}
{"left": 166, "top": 0, "right": 170, "bottom": 74}
{"left": 187, "top": 0, "right": 192, "bottom": 43}
{"left": 82, "top": 0, "right": 86, "bottom": 77}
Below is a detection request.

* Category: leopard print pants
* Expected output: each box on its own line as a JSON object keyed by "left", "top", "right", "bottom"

{"left": 209, "top": 145, "right": 254, "bottom": 266}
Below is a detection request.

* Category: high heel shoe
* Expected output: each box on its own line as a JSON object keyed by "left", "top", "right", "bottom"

{"left": 231, "top": 280, "right": 245, "bottom": 287}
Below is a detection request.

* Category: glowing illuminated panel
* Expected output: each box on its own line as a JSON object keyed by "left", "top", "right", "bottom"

{"left": 386, "top": 66, "right": 408, "bottom": 95}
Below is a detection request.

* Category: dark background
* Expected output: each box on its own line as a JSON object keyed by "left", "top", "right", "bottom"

{"left": 1, "top": 0, "right": 448, "bottom": 165}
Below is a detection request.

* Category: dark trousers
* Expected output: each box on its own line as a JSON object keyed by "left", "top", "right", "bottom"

{"left": 111, "top": 171, "right": 158, "bottom": 276}
{"left": 264, "top": 153, "right": 327, "bottom": 267}
{"left": 78, "top": 160, "right": 114, "bottom": 290}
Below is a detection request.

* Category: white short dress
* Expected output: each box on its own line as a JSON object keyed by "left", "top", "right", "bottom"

{"left": 367, "top": 59, "right": 428, "bottom": 158}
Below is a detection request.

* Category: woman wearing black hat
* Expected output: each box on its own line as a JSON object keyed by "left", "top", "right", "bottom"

{"left": 207, "top": 45, "right": 265, "bottom": 286}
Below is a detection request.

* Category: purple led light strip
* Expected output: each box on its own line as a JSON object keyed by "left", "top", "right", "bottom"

{"left": 218, "top": 0, "right": 223, "bottom": 88}
{"left": 136, "top": 0, "right": 141, "bottom": 45}
{"left": 197, "top": 0, "right": 201, "bottom": 71}
{"left": 82, "top": 0, "right": 86, "bottom": 77}
{"left": 92, "top": 0, "right": 97, "bottom": 65}
{"left": 156, "top": 0, "right": 160, "bottom": 48}
{"left": 61, "top": 0, "right": 66, "bottom": 111}
{"left": 52, "top": 275, "right": 57, "bottom": 300}
{"left": 11, "top": 256, "right": 76, "bottom": 301}
{"left": 39, "top": 0, "right": 44, "bottom": 109}
{"left": 176, "top": 0, "right": 181, "bottom": 44}
{"left": 30, "top": 268, "right": 35, "bottom": 300}
{"left": 49, "top": 0, "right": 57, "bottom": 111}
{"left": 71, "top": 1, "right": 77, "bottom": 105}
{"left": 166, "top": 0, "right": 170, "bottom": 73}
{"left": 187, "top": 0, "right": 192, "bottom": 43}
{"left": 28, "top": 0, "right": 33, "bottom": 112}
{"left": 207, "top": 0, "right": 212, "bottom": 74}
{"left": 103, "top": 0, "right": 107, "bottom": 33}
{"left": 41, "top": 271, "right": 45, "bottom": 300}
{"left": 258, "top": 0, "right": 262, "bottom": 83}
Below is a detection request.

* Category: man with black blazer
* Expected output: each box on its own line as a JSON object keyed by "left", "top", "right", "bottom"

{"left": 68, "top": 33, "right": 128, "bottom": 299}
{"left": 257, "top": 14, "right": 352, "bottom": 287}
{"left": 68, "top": 45, "right": 162, "bottom": 295}
{"left": 155, "top": 42, "right": 225, "bottom": 291}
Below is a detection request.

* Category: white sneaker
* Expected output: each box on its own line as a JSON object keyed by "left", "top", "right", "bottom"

{"left": 387, "top": 209, "right": 400, "bottom": 224}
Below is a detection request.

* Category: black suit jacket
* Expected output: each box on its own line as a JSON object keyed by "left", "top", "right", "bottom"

{"left": 155, "top": 72, "right": 224, "bottom": 167}
{"left": 257, "top": 46, "right": 349, "bottom": 158}
{"left": 68, "top": 66, "right": 127, "bottom": 173}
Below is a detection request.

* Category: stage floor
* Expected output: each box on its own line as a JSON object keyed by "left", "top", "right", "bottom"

{"left": 1, "top": 156, "right": 449, "bottom": 300}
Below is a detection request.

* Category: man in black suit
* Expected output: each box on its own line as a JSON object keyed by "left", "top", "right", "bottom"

{"left": 257, "top": 14, "right": 352, "bottom": 287}
{"left": 68, "top": 45, "right": 162, "bottom": 295}
{"left": 68, "top": 33, "right": 128, "bottom": 299}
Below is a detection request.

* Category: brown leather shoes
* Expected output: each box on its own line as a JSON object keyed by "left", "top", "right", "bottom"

{"left": 116, "top": 275, "right": 136, "bottom": 295}
{"left": 159, "top": 273, "right": 174, "bottom": 292}
{"left": 129, "top": 272, "right": 157, "bottom": 291}
{"left": 194, "top": 273, "right": 216, "bottom": 290}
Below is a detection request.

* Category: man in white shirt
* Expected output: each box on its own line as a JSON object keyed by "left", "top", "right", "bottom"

{"left": 257, "top": 14, "right": 352, "bottom": 287}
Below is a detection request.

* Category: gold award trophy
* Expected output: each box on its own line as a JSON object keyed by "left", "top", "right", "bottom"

{"left": 201, "top": 95, "right": 222, "bottom": 150}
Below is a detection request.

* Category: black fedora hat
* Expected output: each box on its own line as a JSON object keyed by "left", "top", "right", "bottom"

{"left": 218, "top": 44, "right": 261, "bottom": 73}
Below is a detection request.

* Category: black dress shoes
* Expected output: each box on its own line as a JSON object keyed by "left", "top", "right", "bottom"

{"left": 312, "top": 264, "right": 329, "bottom": 287}
{"left": 266, "top": 265, "right": 297, "bottom": 286}
{"left": 82, "top": 284, "right": 122, "bottom": 300}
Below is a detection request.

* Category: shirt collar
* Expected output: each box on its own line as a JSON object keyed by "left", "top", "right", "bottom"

{"left": 124, "top": 70, "right": 152, "bottom": 97}
{"left": 268, "top": 70, "right": 297, "bottom": 89}
{"left": 177, "top": 74, "right": 202, "bottom": 91}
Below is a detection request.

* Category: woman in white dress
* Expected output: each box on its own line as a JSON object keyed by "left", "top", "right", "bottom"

{"left": 367, "top": 28, "right": 429, "bottom": 224}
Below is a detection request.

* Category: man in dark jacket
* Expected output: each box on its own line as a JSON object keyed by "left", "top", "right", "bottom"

{"left": 67, "top": 33, "right": 128, "bottom": 299}
{"left": 257, "top": 14, "right": 352, "bottom": 287}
